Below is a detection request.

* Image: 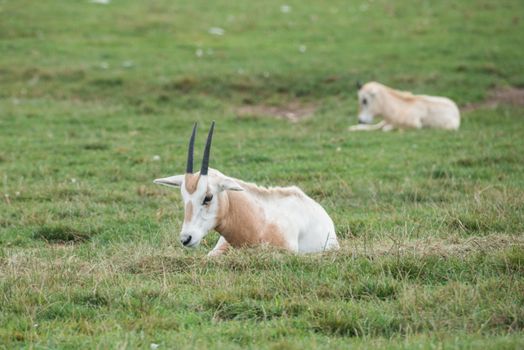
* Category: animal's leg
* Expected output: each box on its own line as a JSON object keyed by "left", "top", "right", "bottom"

{"left": 207, "top": 236, "right": 230, "bottom": 257}
{"left": 402, "top": 116, "right": 422, "bottom": 129}
{"left": 382, "top": 123, "right": 395, "bottom": 132}
{"left": 348, "top": 120, "right": 386, "bottom": 131}
{"left": 348, "top": 124, "right": 371, "bottom": 131}
{"left": 287, "top": 237, "right": 299, "bottom": 252}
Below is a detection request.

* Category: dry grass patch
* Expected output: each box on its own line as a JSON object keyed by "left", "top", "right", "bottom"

{"left": 463, "top": 86, "right": 524, "bottom": 111}
{"left": 347, "top": 234, "right": 524, "bottom": 259}
{"left": 235, "top": 102, "right": 316, "bottom": 122}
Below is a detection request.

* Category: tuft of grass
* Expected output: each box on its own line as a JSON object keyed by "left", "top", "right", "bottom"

{"left": 32, "top": 226, "right": 94, "bottom": 243}
{"left": 82, "top": 143, "right": 109, "bottom": 151}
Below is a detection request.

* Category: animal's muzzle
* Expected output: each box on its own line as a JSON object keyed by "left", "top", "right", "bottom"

{"left": 180, "top": 234, "right": 192, "bottom": 246}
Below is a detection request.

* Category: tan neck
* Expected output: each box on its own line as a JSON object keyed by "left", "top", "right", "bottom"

{"left": 380, "top": 88, "right": 407, "bottom": 118}
{"left": 214, "top": 191, "right": 265, "bottom": 247}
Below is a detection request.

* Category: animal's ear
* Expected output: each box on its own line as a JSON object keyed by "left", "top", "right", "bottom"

{"left": 217, "top": 178, "right": 244, "bottom": 192}
{"left": 153, "top": 175, "right": 184, "bottom": 188}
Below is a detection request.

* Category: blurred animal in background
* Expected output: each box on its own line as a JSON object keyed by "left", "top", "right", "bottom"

{"left": 349, "top": 81, "right": 460, "bottom": 131}
{"left": 154, "top": 122, "right": 339, "bottom": 256}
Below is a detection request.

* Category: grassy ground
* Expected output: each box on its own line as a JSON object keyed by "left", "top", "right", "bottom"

{"left": 1, "top": 0, "right": 523, "bottom": 348}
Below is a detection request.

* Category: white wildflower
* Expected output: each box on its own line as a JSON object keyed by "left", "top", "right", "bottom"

{"left": 280, "top": 5, "right": 291, "bottom": 13}
{"left": 28, "top": 75, "right": 39, "bottom": 86}
{"left": 208, "top": 27, "right": 225, "bottom": 36}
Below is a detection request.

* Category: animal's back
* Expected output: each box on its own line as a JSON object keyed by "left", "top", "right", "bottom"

{"left": 298, "top": 195, "right": 339, "bottom": 253}
{"left": 419, "top": 95, "right": 461, "bottom": 130}
{"left": 237, "top": 179, "right": 338, "bottom": 253}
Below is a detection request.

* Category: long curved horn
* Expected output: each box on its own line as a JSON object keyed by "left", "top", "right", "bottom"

{"left": 200, "top": 121, "right": 215, "bottom": 176}
{"left": 186, "top": 122, "right": 197, "bottom": 174}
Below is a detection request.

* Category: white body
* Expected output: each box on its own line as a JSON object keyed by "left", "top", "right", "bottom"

{"left": 221, "top": 174, "right": 339, "bottom": 254}
{"left": 155, "top": 168, "right": 339, "bottom": 256}
{"left": 349, "top": 81, "right": 460, "bottom": 131}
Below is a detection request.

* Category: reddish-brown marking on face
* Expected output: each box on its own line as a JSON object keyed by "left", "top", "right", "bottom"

{"left": 184, "top": 174, "right": 200, "bottom": 194}
{"left": 184, "top": 201, "right": 193, "bottom": 223}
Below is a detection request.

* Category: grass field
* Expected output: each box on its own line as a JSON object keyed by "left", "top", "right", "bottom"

{"left": 1, "top": 0, "right": 524, "bottom": 348}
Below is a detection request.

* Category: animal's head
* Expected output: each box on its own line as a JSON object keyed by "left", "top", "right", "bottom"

{"left": 356, "top": 82, "right": 382, "bottom": 124}
{"left": 153, "top": 122, "right": 243, "bottom": 248}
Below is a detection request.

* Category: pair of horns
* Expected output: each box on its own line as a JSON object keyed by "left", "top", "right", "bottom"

{"left": 186, "top": 121, "right": 215, "bottom": 176}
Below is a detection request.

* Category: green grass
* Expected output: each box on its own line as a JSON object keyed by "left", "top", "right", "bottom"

{"left": 1, "top": 0, "right": 523, "bottom": 348}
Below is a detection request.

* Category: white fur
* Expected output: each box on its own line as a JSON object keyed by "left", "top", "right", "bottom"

{"left": 349, "top": 81, "right": 460, "bottom": 131}
{"left": 235, "top": 173, "right": 339, "bottom": 253}
{"left": 154, "top": 168, "right": 339, "bottom": 255}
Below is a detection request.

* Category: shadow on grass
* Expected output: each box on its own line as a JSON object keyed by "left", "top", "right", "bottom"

{"left": 32, "top": 225, "right": 95, "bottom": 243}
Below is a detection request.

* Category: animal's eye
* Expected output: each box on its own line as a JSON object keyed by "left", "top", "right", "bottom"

{"left": 203, "top": 194, "right": 213, "bottom": 205}
{"left": 362, "top": 98, "right": 367, "bottom": 105}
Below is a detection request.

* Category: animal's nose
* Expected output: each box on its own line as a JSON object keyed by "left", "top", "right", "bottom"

{"left": 358, "top": 119, "right": 366, "bottom": 124}
{"left": 180, "top": 234, "right": 192, "bottom": 246}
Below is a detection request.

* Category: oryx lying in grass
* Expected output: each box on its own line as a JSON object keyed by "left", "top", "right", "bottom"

{"left": 349, "top": 81, "right": 460, "bottom": 131}
{"left": 154, "top": 122, "right": 339, "bottom": 256}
